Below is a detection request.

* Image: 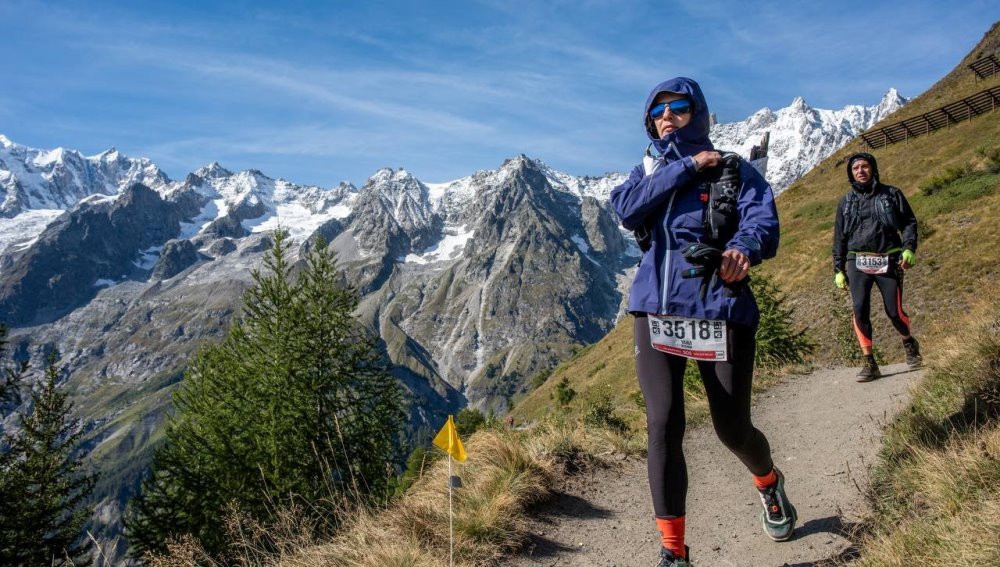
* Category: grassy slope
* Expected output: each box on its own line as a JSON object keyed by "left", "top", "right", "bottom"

{"left": 512, "top": 22, "right": 1000, "bottom": 426}
{"left": 857, "top": 284, "right": 1000, "bottom": 564}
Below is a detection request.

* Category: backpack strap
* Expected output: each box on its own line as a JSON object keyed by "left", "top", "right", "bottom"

{"left": 876, "top": 186, "right": 902, "bottom": 229}
{"left": 844, "top": 191, "right": 861, "bottom": 233}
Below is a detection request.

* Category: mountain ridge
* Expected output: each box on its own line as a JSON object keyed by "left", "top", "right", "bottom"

{"left": 710, "top": 88, "right": 908, "bottom": 192}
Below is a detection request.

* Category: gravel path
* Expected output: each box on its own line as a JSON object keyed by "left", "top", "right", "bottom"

{"left": 510, "top": 363, "right": 923, "bottom": 567}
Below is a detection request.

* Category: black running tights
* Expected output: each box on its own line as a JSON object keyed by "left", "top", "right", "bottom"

{"left": 847, "top": 260, "right": 911, "bottom": 349}
{"left": 633, "top": 315, "right": 774, "bottom": 518}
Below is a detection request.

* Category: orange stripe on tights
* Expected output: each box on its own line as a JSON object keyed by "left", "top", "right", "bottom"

{"left": 896, "top": 289, "right": 911, "bottom": 331}
{"left": 852, "top": 314, "right": 872, "bottom": 349}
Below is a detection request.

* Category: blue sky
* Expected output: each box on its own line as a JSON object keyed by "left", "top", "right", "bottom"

{"left": 2, "top": 1, "right": 995, "bottom": 187}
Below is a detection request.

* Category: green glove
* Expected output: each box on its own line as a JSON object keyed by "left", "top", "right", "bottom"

{"left": 902, "top": 249, "right": 916, "bottom": 267}
{"left": 835, "top": 272, "right": 847, "bottom": 289}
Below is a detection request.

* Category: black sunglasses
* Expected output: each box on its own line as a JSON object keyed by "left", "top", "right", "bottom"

{"left": 649, "top": 99, "right": 693, "bottom": 119}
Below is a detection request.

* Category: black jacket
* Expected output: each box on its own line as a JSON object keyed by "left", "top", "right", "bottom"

{"left": 832, "top": 153, "right": 918, "bottom": 274}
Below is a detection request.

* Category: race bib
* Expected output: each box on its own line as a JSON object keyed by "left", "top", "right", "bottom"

{"left": 648, "top": 315, "right": 728, "bottom": 361}
{"left": 855, "top": 253, "right": 889, "bottom": 275}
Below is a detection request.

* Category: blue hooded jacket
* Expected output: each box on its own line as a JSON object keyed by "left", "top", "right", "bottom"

{"left": 609, "top": 77, "right": 779, "bottom": 328}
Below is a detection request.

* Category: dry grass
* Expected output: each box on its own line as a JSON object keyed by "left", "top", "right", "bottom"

{"left": 146, "top": 428, "right": 553, "bottom": 566}
{"left": 856, "top": 290, "right": 1000, "bottom": 565}
{"left": 285, "top": 421, "right": 649, "bottom": 567}
{"left": 858, "top": 426, "right": 1000, "bottom": 566}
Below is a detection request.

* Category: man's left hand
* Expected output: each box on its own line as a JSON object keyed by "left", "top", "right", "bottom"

{"left": 901, "top": 249, "right": 916, "bottom": 270}
{"left": 720, "top": 249, "right": 750, "bottom": 284}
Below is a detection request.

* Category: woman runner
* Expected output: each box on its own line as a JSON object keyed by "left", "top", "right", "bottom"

{"left": 610, "top": 76, "right": 796, "bottom": 566}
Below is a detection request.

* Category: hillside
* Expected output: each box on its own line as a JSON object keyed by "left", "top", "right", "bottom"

{"left": 769, "top": 21, "right": 1000, "bottom": 361}
{"left": 511, "top": 22, "right": 1000, "bottom": 427}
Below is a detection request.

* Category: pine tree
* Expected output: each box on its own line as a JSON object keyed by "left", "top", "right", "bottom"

{"left": 751, "top": 271, "right": 814, "bottom": 367}
{"left": 127, "top": 230, "right": 406, "bottom": 558}
{"left": 0, "top": 351, "right": 95, "bottom": 566}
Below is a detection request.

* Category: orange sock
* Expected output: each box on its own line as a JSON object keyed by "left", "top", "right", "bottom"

{"left": 655, "top": 516, "right": 685, "bottom": 558}
{"left": 752, "top": 468, "right": 778, "bottom": 490}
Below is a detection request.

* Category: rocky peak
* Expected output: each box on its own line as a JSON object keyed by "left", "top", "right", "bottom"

{"left": 874, "top": 88, "right": 907, "bottom": 118}
{"left": 96, "top": 147, "right": 120, "bottom": 161}
{"left": 364, "top": 168, "right": 424, "bottom": 200}
{"left": 360, "top": 167, "right": 435, "bottom": 228}
{"left": 331, "top": 181, "right": 358, "bottom": 198}
{"left": 194, "top": 162, "right": 233, "bottom": 180}
{"left": 348, "top": 168, "right": 441, "bottom": 262}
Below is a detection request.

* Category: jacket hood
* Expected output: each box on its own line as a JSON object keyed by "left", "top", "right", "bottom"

{"left": 847, "top": 152, "right": 881, "bottom": 184}
{"left": 644, "top": 77, "right": 714, "bottom": 158}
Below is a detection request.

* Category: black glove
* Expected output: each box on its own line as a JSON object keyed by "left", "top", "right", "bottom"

{"left": 681, "top": 243, "right": 750, "bottom": 300}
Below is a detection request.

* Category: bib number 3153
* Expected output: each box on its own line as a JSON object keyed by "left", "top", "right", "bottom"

{"left": 855, "top": 253, "right": 889, "bottom": 275}
{"left": 648, "top": 315, "right": 728, "bottom": 361}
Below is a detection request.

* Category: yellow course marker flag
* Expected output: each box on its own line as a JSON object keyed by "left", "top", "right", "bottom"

{"left": 433, "top": 415, "right": 467, "bottom": 462}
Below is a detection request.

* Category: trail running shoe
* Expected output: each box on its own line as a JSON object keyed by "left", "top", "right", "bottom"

{"left": 856, "top": 358, "right": 881, "bottom": 382}
{"left": 758, "top": 468, "right": 797, "bottom": 542}
{"left": 904, "top": 337, "right": 923, "bottom": 368}
{"left": 657, "top": 546, "right": 692, "bottom": 566}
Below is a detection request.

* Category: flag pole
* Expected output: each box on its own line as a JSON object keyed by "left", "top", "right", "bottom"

{"left": 433, "top": 414, "right": 465, "bottom": 567}
{"left": 448, "top": 453, "right": 454, "bottom": 567}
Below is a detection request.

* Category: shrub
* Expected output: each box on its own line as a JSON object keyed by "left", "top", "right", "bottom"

{"left": 394, "top": 445, "right": 441, "bottom": 496}
{"left": 530, "top": 368, "right": 552, "bottom": 389}
{"left": 920, "top": 164, "right": 972, "bottom": 196}
{"left": 583, "top": 394, "right": 630, "bottom": 436}
{"left": 752, "top": 272, "right": 814, "bottom": 367}
{"left": 455, "top": 408, "right": 487, "bottom": 437}
{"left": 976, "top": 144, "right": 1000, "bottom": 173}
{"left": 554, "top": 377, "right": 576, "bottom": 407}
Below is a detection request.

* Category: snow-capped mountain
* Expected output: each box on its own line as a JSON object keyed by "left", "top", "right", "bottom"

{"left": 0, "top": 138, "right": 639, "bottom": 555}
{"left": 711, "top": 88, "right": 908, "bottom": 192}
{"left": 0, "top": 134, "right": 169, "bottom": 217}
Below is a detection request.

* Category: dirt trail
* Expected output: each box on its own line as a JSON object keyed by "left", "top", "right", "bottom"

{"left": 510, "top": 363, "right": 923, "bottom": 567}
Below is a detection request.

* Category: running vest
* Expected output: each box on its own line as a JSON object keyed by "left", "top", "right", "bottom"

{"left": 634, "top": 152, "right": 743, "bottom": 253}
{"left": 843, "top": 185, "right": 902, "bottom": 234}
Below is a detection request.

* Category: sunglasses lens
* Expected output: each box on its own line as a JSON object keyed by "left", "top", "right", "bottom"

{"left": 649, "top": 102, "right": 667, "bottom": 119}
{"left": 668, "top": 100, "right": 692, "bottom": 115}
{"left": 649, "top": 100, "right": 692, "bottom": 119}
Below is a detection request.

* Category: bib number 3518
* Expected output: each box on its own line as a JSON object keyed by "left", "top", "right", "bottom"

{"left": 648, "top": 315, "right": 728, "bottom": 361}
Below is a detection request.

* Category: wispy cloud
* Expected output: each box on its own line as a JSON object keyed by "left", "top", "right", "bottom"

{"left": 1, "top": 0, "right": 991, "bottom": 186}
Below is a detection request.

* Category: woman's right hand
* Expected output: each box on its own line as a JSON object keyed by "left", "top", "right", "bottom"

{"left": 692, "top": 151, "right": 722, "bottom": 171}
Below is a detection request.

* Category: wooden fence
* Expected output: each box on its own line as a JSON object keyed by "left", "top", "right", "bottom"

{"left": 970, "top": 54, "right": 1000, "bottom": 80}
{"left": 861, "top": 85, "right": 1000, "bottom": 149}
